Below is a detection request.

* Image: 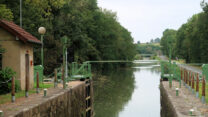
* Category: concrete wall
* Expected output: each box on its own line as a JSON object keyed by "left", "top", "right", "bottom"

{"left": 160, "top": 81, "right": 178, "bottom": 117}
{"left": 0, "top": 28, "right": 34, "bottom": 89}
{"left": 14, "top": 81, "right": 88, "bottom": 117}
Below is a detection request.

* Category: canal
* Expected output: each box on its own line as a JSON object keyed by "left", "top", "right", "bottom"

{"left": 93, "top": 60, "right": 161, "bottom": 117}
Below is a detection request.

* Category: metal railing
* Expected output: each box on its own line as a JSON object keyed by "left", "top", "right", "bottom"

{"left": 160, "top": 60, "right": 208, "bottom": 103}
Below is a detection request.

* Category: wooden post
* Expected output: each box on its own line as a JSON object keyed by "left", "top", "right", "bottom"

{"left": 186, "top": 70, "right": 188, "bottom": 84}
{"left": 189, "top": 71, "right": 191, "bottom": 87}
{"left": 11, "top": 77, "right": 15, "bottom": 102}
{"left": 54, "top": 69, "right": 57, "bottom": 88}
{"left": 36, "top": 72, "right": 39, "bottom": 94}
{"left": 191, "top": 73, "right": 195, "bottom": 94}
{"left": 25, "top": 54, "right": 29, "bottom": 98}
{"left": 196, "top": 73, "right": 199, "bottom": 98}
{"left": 184, "top": 69, "right": 186, "bottom": 84}
{"left": 202, "top": 76, "right": 206, "bottom": 103}
{"left": 181, "top": 68, "right": 183, "bottom": 81}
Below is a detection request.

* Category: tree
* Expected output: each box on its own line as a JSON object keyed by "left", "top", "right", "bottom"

{"left": 160, "top": 29, "right": 177, "bottom": 57}
{"left": 0, "top": 4, "right": 13, "bottom": 21}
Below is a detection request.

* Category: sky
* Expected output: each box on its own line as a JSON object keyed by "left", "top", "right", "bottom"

{"left": 97, "top": 0, "right": 202, "bottom": 43}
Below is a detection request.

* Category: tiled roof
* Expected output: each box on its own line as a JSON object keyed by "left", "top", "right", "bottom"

{"left": 0, "top": 20, "right": 41, "bottom": 44}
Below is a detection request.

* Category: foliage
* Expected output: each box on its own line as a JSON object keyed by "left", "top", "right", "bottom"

{"left": 1, "top": 0, "right": 136, "bottom": 74}
{"left": 0, "top": 45, "right": 5, "bottom": 54}
{"left": 160, "top": 1, "right": 208, "bottom": 63}
{"left": 134, "top": 54, "right": 142, "bottom": 60}
{"left": 0, "top": 4, "right": 13, "bottom": 21}
{"left": 160, "top": 29, "right": 177, "bottom": 58}
{"left": 136, "top": 43, "right": 160, "bottom": 55}
{"left": 0, "top": 67, "right": 17, "bottom": 94}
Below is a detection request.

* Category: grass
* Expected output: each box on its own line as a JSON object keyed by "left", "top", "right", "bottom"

{"left": 34, "top": 83, "right": 54, "bottom": 89}
{"left": 0, "top": 90, "right": 36, "bottom": 104}
{"left": 0, "top": 83, "right": 54, "bottom": 105}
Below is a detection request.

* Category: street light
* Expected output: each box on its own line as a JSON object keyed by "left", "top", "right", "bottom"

{"left": 168, "top": 40, "right": 172, "bottom": 88}
{"left": 38, "top": 27, "right": 46, "bottom": 83}
{"left": 38, "top": 27, "right": 46, "bottom": 67}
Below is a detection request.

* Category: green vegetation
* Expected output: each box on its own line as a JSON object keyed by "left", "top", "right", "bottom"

{"left": 0, "top": 67, "right": 21, "bottom": 94}
{"left": 160, "top": 1, "right": 208, "bottom": 63}
{"left": 0, "top": 4, "right": 13, "bottom": 21}
{"left": 136, "top": 43, "right": 160, "bottom": 55}
{"left": 34, "top": 83, "right": 54, "bottom": 89}
{"left": 0, "top": 0, "right": 136, "bottom": 74}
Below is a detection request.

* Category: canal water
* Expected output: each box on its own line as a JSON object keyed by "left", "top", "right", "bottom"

{"left": 93, "top": 60, "right": 161, "bottom": 117}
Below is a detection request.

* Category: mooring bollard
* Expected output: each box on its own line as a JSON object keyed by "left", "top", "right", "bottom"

{"left": 189, "top": 109, "right": 194, "bottom": 116}
{"left": 44, "top": 89, "right": 47, "bottom": 97}
{"left": 192, "top": 73, "right": 195, "bottom": 94}
{"left": 54, "top": 69, "right": 57, "bottom": 88}
{"left": 11, "top": 77, "right": 15, "bottom": 102}
{"left": 0, "top": 110, "right": 3, "bottom": 117}
{"left": 196, "top": 73, "right": 199, "bottom": 98}
{"left": 176, "top": 88, "right": 179, "bottom": 96}
{"left": 36, "top": 72, "right": 40, "bottom": 94}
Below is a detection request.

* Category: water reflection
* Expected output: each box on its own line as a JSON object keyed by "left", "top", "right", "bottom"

{"left": 93, "top": 61, "right": 161, "bottom": 117}
{"left": 93, "top": 68, "right": 135, "bottom": 117}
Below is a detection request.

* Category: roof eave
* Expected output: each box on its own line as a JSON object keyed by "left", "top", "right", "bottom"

{"left": 27, "top": 40, "right": 42, "bottom": 45}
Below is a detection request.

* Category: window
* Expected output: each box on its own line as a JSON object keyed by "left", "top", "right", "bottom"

{"left": 0, "top": 53, "right": 2, "bottom": 70}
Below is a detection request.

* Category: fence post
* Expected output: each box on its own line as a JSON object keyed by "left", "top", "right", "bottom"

{"left": 25, "top": 75, "right": 29, "bottom": 98}
{"left": 189, "top": 71, "right": 191, "bottom": 90}
{"left": 196, "top": 73, "right": 199, "bottom": 98}
{"left": 11, "top": 77, "right": 15, "bottom": 102}
{"left": 186, "top": 70, "right": 188, "bottom": 87}
{"left": 36, "top": 72, "right": 39, "bottom": 94}
{"left": 202, "top": 76, "right": 206, "bottom": 104}
{"left": 180, "top": 68, "right": 182, "bottom": 88}
{"left": 191, "top": 73, "right": 195, "bottom": 94}
{"left": 54, "top": 69, "right": 57, "bottom": 88}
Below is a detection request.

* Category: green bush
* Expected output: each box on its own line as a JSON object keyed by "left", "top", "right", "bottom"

{"left": 0, "top": 67, "right": 18, "bottom": 94}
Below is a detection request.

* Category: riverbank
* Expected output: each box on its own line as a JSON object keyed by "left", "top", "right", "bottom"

{"left": 160, "top": 80, "right": 208, "bottom": 117}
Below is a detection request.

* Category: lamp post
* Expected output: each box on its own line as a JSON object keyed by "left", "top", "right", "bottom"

{"left": 61, "top": 36, "right": 68, "bottom": 89}
{"left": 38, "top": 27, "right": 46, "bottom": 67}
{"left": 168, "top": 40, "right": 172, "bottom": 88}
{"left": 38, "top": 27, "right": 46, "bottom": 82}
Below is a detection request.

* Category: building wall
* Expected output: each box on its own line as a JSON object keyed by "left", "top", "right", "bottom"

{"left": 0, "top": 28, "right": 34, "bottom": 90}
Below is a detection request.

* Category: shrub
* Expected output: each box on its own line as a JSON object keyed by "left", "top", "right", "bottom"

{"left": 0, "top": 67, "right": 18, "bottom": 94}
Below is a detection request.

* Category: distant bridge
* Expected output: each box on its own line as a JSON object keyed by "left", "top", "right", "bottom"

{"left": 140, "top": 54, "right": 154, "bottom": 57}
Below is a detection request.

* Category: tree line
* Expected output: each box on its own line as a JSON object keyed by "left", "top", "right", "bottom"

{"left": 160, "top": 1, "right": 208, "bottom": 63}
{"left": 0, "top": 0, "right": 136, "bottom": 74}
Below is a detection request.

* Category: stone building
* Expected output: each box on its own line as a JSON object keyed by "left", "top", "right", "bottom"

{"left": 0, "top": 20, "right": 41, "bottom": 90}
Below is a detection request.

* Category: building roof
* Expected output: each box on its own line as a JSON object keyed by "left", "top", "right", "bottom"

{"left": 0, "top": 20, "right": 41, "bottom": 44}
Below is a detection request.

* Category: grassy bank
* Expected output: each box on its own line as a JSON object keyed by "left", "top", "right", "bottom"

{"left": 0, "top": 83, "right": 54, "bottom": 104}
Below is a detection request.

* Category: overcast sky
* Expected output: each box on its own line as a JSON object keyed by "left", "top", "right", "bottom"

{"left": 97, "top": 0, "right": 202, "bottom": 43}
